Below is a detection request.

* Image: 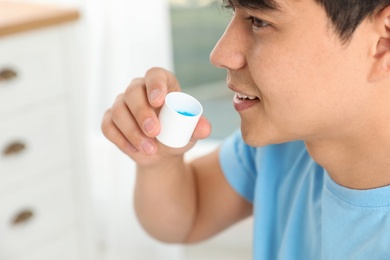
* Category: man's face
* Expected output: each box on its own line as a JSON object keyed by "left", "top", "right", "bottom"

{"left": 210, "top": 0, "right": 373, "bottom": 146}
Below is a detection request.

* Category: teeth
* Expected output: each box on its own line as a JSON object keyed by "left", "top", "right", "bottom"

{"left": 236, "top": 92, "right": 257, "bottom": 100}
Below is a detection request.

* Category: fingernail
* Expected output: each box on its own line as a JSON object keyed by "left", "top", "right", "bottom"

{"left": 141, "top": 140, "right": 156, "bottom": 154}
{"left": 149, "top": 89, "right": 162, "bottom": 103}
{"left": 143, "top": 118, "right": 156, "bottom": 134}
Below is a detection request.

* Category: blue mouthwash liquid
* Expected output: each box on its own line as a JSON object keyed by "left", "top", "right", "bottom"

{"left": 177, "top": 111, "right": 195, "bottom": 116}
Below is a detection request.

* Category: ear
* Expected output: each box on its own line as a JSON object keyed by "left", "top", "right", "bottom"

{"left": 369, "top": 6, "right": 390, "bottom": 82}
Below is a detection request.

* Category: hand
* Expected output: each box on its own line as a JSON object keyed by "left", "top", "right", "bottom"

{"left": 101, "top": 67, "right": 212, "bottom": 166}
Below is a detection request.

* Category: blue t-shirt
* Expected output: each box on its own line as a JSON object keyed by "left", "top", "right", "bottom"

{"left": 219, "top": 131, "right": 390, "bottom": 259}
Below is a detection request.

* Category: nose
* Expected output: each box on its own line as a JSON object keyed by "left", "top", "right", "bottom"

{"left": 210, "top": 18, "right": 247, "bottom": 70}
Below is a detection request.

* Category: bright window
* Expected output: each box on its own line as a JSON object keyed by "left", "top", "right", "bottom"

{"left": 169, "top": 0, "right": 239, "bottom": 140}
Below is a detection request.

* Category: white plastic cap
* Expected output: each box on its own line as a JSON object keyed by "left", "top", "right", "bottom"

{"left": 156, "top": 92, "right": 203, "bottom": 148}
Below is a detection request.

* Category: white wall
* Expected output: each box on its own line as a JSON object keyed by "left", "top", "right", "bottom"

{"left": 81, "top": 1, "right": 180, "bottom": 259}
{"left": 83, "top": 0, "right": 174, "bottom": 133}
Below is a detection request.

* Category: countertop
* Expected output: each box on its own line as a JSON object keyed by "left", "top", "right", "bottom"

{"left": 0, "top": 1, "right": 79, "bottom": 37}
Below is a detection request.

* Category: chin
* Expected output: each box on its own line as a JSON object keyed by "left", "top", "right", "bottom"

{"left": 240, "top": 128, "right": 271, "bottom": 147}
{"left": 240, "top": 125, "right": 294, "bottom": 147}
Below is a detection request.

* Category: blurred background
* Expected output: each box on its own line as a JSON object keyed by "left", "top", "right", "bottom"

{"left": 0, "top": 0, "right": 251, "bottom": 259}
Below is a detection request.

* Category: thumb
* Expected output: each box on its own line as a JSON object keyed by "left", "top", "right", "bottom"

{"left": 192, "top": 116, "right": 212, "bottom": 140}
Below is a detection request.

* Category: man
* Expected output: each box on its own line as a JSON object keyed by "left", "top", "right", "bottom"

{"left": 102, "top": 0, "right": 390, "bottom": 258}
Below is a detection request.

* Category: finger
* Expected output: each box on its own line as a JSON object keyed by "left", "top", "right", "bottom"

{"left": 192, "top": 116, "right": 212, "bottom": 140}
{"left": 101, "top": 109, "right": 139, "bottom": 155}
{"left": 144, "top": 67, "right": 181, "bottom": 108}
{"left": 124, "top": 80, "right": 161, "bottom": 138}
{"left": 110, "top": 97, "right": 157, "bottom": 155}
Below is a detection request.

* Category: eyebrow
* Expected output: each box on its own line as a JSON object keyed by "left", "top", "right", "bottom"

{"left": 225, "top": 0, "right": 282, "bottom": 12}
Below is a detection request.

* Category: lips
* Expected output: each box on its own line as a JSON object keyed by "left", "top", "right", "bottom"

{"left": 228, "top": 83, "right": 260, "bottom": 111}
{"left": 233, "top": 92, "right": 260, "bottom": 111}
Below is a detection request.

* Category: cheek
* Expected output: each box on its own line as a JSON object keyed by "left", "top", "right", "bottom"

{"left": 252, "top": 52, "right": 318, "bottom": 119}
{"left": 249, "top": 47, "right": 349, "bottom": 137}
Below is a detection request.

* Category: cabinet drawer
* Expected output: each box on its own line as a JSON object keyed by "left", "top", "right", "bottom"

{"left": 0, "top": 168, "right": 77, "bottom": 258}
{"left": 9, "top": 230, "right": 81, "bottom": 260}
{"left": 0, "top": 103, "right": 71, "bottom": 187}
{"left": 0, "top": 29, "right": 66, "bottom": 115}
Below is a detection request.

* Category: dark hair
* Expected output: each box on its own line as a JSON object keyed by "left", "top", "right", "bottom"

{"left": 222, "top": 0, "right": 390, "bottom": 42}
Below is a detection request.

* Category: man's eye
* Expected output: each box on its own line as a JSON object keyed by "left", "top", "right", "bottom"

{"left": 246, "top": 16, "right": 269, "bottom": 30}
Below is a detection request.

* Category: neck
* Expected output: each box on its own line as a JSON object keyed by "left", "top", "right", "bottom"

{"left": 305, "top": 118, "right": 390, "bottom": 190}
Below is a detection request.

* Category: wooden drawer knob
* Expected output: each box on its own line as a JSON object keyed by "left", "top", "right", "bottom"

{"left": 2, "top": 141, "right": 26, "bottom": 157}
{"left": 11, "top": 209, "right": 34, "bottom": 226}
{"left": 0, "top": 68, "right": 18, "bottom": 82}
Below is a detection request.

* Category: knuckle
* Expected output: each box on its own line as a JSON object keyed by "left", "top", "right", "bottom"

{"left": 114, "top": 93, "right": 124, "bottom": 102}
{"left": 131, "top": 105, "right": 145, "bottom": 120}
{"left": 145, "top": 67, "right": 169, "bottom": 84}
{"left": 128, "top": 130, "right": 143, "bottom": 146}
{"left": 145, "top": 67, "right": 161, "bottom": 75}
{"left": 123, "top": 86, "right": 137, "bottom": 101}
{"left": 101, "top": 118, "right": 115, "bottom": 139}
{"left": 101, "top": 109, "right": 111, "bottom": 128}
{"left": 102, "top": 125, "right": 115, "bottom": 140}
{"left": 118, "top": 140, "right": 131, "bottom": 154}
{"left": 110, "top": 101, "right": 124, "bottom": 120}
{"left": 129, "top": 77, "right": 144, "bottom": 88}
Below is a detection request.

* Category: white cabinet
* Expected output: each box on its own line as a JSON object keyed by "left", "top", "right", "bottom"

{"left": 0, "top": 103, "right": 71, "bottom": 185}
{"left": 0, "top": 30, "right": 66, "bottom": 114}
{"left": 0, "top": 168, "right": 77, "bottom": 258}
{"left": 0, "top": 2, "right": 92, "bottom": 260}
